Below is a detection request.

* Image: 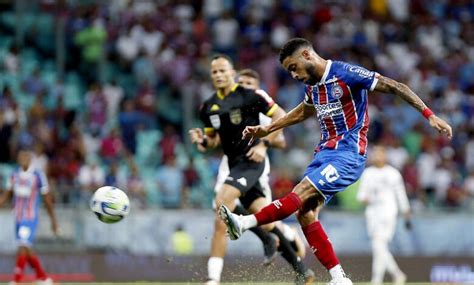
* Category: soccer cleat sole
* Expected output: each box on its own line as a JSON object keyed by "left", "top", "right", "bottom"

{"left": 219, "top": 205, "right": 241, "bottom": 240}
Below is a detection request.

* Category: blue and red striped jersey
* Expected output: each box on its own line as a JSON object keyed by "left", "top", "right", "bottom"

{"left": 8, "top": 167, "right": 49, "bottom": 222}
{"left": 304, "top": 60, "right": 380, "bottom": 155}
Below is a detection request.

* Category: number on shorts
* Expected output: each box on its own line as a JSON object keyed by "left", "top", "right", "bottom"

{"left": 321, "top": 164, "right": 340, "bottom": 183}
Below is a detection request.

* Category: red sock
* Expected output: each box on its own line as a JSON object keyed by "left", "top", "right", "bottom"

{"left": 302, "top": 221, "right": 340, "bottom": 270}
{"left": 13, "top": 254, "right": 27, "bottom": 282}
{"left": 255, "top": 192, "right": 302, "bottom": 225}
{"left": 28, "top": 254, "right": 47, "bottom": 280}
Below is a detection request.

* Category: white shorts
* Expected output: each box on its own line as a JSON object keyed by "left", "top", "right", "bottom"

{"left": 213, "top": 155, "right": 271, "bottom": 209}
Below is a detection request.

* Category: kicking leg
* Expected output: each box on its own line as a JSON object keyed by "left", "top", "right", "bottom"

{"left": 219, "top": 179, "right": 316, "bottom": 239}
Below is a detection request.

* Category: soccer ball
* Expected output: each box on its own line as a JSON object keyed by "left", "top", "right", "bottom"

{"left": 90, "top": 186, "right": 130, "bottom": 224}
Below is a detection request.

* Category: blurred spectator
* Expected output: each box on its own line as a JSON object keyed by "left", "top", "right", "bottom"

{"left": 105, "top": 161, "right": 123, "bottom": 187}
{"left": 125, "top": 163, "right": 147, "bottom": 209}
{"left": 22, "top": 68, "right": 46, "bottom": 96}
{"left": 159, "top": 125, "right": 180, "bottom": 162}
{"left": 103, "top": 80, "right": 124, "bottom": 124}
{"left": 31, "top": 143, "right": 48, "bottom": 173}
{"left": 100, "top": 128, "right": 124, "bottom": 163}
{"left": 85, "top": 83, "right": 108, "bottom": 135}
{"left": 119, "top": 99, "right": 142, "bottom": 154}
{"left": 156, "top": 155, "right": 184, "bottom": 208}
{"left": 78, "top": 155, "right": 105, "bottom": 201}
{"left": 3, "top": 46, "right": 19, "bottom": 74}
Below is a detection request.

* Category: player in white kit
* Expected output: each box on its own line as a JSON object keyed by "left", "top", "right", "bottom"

{"left": 357, "top": 146, "right": 411, "bottom": 285}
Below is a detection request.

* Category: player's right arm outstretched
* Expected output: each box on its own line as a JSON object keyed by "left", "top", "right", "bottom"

{"left": 243, "top": 102, "right": 315, "bottom": 141}
{"left": 374, "top": 76, "right": 453, "bottom": 139}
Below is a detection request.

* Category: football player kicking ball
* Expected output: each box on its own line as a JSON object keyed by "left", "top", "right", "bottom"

{"left": 219, "top": 38, "right": 452, "bottom": 285}
{"left": 189, "top": 55, "right": 314, "bottom": 284}
{"left": 0, "top": 149, "right": 59, "bottom": 285}
{"left": 212, "top": 68, "right": 315, "bottom": 282}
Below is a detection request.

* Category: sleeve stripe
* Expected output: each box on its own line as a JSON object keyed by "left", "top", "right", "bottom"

{"left": 370, "top": 73, "right": 380, "bottom": 91}
{"left": 265, "top": 104, "right": 279, "bottom": 117}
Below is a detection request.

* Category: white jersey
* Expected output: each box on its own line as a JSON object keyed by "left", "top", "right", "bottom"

{"left": 357, "top": 165, "right": 410, "bottom": 239}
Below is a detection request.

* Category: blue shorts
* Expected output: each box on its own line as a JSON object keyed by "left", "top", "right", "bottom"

{"left": 303, "top": 150, "right": 366, "bottom": 204}
{"left": 15, "top": 220, "right": 38, "bottom": 247}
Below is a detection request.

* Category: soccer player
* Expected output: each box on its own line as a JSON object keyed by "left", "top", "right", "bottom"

{"left": 190, "top": 55, "right": 314, "bottom": 284}
{"left": 219, "top": 38, "right": 452, "bottom": 285}
{"left": 357, "top": 146, "right": 410, "bottom": 285}
{"left": 0, "top": 149, "right": 58, "bottom": 285}
{"left": 212, "top": 68, "right": 314, "bottom": 282}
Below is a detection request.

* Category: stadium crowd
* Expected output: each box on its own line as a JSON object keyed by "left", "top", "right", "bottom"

{"left": 0, "top": 0, "right": 473, "bottom": 211}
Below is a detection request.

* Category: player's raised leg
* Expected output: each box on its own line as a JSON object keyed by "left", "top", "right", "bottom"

{"left": 207, "top": 184, "right": 241, "bottom": 284}
{"left": 219, "top": 178, "right": 314, "bottom": 239}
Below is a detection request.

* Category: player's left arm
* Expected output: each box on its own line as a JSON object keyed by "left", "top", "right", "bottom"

{"left": 43, "top": 192, "right": 59, "bottom": 235}
{"left": 38, "top": 171, "right": 59, "bottom": 235}
{"left": 374, "top": 75, "right": 452, "bottom": 139}
{"left": 0, "top": 189, "right": 13, "bottom": 207}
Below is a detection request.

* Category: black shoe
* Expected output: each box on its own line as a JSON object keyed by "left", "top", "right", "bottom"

{"left": 295, "top": 268, "right": 315, "bottom": 285}
{"left": 262, "top": 234, "right": 278, "bottom": 266}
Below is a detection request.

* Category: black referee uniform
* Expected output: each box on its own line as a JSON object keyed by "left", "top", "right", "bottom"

{"left": 200, "top": 84, "right": 279, "bottom": 208}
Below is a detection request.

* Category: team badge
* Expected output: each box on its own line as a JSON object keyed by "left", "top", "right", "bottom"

{"left": 210, "top": 114, "right": 221, "bottom": 129}
{"left": 210, "top": 104, "right": 220, "bottom": 111}
{"left": 230, "top": 109, "right": 242, "bottom": 125}
{"left": 332, "top": 84, "right": 343, "bottom": 99}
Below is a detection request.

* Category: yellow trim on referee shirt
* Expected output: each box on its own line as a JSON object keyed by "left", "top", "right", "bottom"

{"left": 265, "top": 104, "right": 279, "bottom": 117}
{"left": 217, "top": 84, "right": 239, "bottom": 100}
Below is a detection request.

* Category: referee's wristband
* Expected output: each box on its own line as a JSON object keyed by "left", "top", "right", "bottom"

{"left": 200, "top": 137, "right": 208, "bottom": 147}
{"left": 262, "top": 140, "right": 271, "bottom": 148}
{"left": 422, "top": 107, "right": 434, "bottom": 119}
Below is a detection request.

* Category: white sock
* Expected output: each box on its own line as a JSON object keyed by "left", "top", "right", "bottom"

{"left": 241, "top": 214, "right": 258, "bottom": 230}
{"left": 329, "top": 264, "right": 345, "bottom": 279}
{"left": 208, "top": 257, "right": 224, "bottom": 282}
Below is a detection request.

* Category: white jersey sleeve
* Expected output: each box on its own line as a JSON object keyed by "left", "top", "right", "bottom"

{"left": 393, "top": 169, "right": 410, "bottom": 214}
{"left": 357, "top": 168, "right": 374, "bottom": 203}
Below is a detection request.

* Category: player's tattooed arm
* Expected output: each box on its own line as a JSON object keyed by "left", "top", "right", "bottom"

{"left": 374, "top": 76, "right": 427, "bottom": 112}
{"left": 374, "top": 75, "right": 453, "bottom": 139}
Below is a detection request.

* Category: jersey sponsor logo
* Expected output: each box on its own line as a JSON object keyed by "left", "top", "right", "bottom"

{"left": 210, "top": 104, "right": 220, "bottom": 111}
{"left": 332, "top": 84, "right": 344, "bottom": 99}
{"left": 315, "top": 102, "right": 343, "bottom": 119}
{"left": 272, "top": 200, "right": 283, "bottom": 209}
{"left": 230, "top": 109, "right": 242, "bottom": 125}
{"left": 310, "top": 246, "right": 317, "bottom": 253}
{"left": 318, "top": 179, "right": 326, "bottom": 186}
{"left": 321, "top": 164, "right": 340, "bottom": 183}
{"left": 237, "top": 177, "right": 247, "bottom": 187}
{"left": 348, "top": 66, "right": 374, "bottom": 78}
{"left": 210, "top": 114, "right": 221, "bottom": 129}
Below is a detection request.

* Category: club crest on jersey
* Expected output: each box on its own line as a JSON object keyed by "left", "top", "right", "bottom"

{"left": 210, "top": 114, "right": 221, "bottom": 129}
{"left": 332, "top": 84, "right": 343, "bottom": 99}
{"left": 230, "top": 109, "right": 242, "bottom": 125}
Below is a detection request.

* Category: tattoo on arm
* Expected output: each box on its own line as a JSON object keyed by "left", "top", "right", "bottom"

{"left": 374, "top": 75, "right": 427, "bottom": 112}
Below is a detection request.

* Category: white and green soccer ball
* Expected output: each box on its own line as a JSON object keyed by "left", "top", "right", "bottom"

{"left": 90, "top": 186, "right": 130, "bottom": 224}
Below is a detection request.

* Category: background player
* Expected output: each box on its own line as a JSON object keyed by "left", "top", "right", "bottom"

{"left": 213, "top": 68, "right": 314, "bottom": 282}
{"left": 219, "top": 37, "right": 452, "bottom": 285}
{"left": 357, "top": 146, "right": 411, "bottom": 285}
{"left": 0, "top": 149, "right": 58, "bottom": 285}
